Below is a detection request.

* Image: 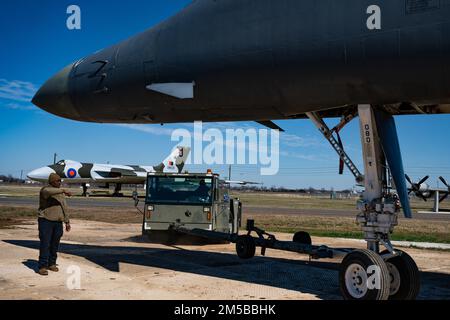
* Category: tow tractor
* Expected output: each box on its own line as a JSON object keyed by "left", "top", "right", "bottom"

{"left": 135, "top": 171, "right": 242, "bottom": 243}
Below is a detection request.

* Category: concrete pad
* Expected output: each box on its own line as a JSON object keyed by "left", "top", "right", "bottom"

{"left": 0, "top": 220, "right": 449, "bottom": 300}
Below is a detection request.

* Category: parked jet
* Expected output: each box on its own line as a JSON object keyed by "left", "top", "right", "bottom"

{"left": 31, "top": 0, "right": 450, "bottom": 300}
{"left": 27, "top": 147, "right": 191, "bottom": 196}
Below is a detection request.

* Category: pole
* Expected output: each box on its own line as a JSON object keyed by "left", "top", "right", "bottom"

{"left": 228, "top": 165, "right": 232, "bottom": 180}
{"left": 53, "top": 153, "right": 57, "bottom": 165}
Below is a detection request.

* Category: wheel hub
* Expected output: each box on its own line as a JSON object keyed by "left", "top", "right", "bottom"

{"left": 345, "top": 263, "right": 368, "bottom": 299}
{"left": 386, "top": 262, "right": 401, "bottom": 296}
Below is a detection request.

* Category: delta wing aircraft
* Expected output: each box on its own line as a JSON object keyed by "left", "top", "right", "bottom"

{"left": 31, "top": 0, "right": 450, "bottom": 300}
{"left": 28, "top": 147, "right": 191, "bottom": 196}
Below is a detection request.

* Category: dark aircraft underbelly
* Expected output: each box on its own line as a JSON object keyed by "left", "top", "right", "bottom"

{"left": 35, "top": 0, "right": 450, "bottom": 123}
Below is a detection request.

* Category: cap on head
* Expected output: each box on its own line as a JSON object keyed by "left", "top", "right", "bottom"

{"left": 48, "top": 173, "right": 61, "bottom": 185}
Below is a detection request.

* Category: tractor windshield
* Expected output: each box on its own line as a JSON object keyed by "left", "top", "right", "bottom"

{"left": 146, "top": 176, "right": 213, "bottom": 205}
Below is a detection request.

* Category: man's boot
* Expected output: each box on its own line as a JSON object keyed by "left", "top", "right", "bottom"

{"left": 38, "top": 268, "right": 49, "bottom": 276}
{"left": 48, "top": 265, "right": 59, "bottom": 272}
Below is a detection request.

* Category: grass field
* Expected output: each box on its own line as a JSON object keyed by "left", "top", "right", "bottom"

{"left": 232, "top": 192, "right": 450, "bottom": 212}
{"left": 1, "top": 204, "right": 449, "bottom": 244}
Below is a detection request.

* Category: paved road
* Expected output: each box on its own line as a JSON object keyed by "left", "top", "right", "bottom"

{"left": 1, "top": 196, "right": 449, "bottom": 221}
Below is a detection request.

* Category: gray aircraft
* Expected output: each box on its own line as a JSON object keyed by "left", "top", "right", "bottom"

{"left": 27, "top": 147, "right": 191, "bottom": 196}
{"left": 31, "top": 0, "right": 450, "bottom": 300}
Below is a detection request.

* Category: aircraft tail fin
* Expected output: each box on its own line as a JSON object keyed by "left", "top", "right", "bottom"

{"left": 156, "top": 146, "right": 191, "bottom": 173}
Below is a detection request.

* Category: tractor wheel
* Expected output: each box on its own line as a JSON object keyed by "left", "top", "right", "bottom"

{"left": 293, "top": 231, "right": 312, "bottom": 245}
{"left": 236, "top": 235, "right": 256, "bottom": 259}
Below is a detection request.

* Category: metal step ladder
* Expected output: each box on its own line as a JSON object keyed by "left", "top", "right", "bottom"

{"left": 306, "top": 112, "right": 364, "bottom": 183}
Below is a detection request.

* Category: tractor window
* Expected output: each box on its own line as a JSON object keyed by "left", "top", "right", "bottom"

{"left": 147, "top": 177, "right": 213, "bottom": 205}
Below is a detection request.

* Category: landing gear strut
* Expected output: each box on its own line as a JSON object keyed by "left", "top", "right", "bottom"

{"left": 113, "top": 183, "right": 123, "bottom": 197}
{"left": 307, "top": 105, "right": 420, "bottom": 300}
{"left": 82, "top": 183, "right": 89, "bottom": 197}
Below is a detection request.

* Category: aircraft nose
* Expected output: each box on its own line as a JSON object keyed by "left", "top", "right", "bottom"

{"left": 32, "top": 64, "right": 80, "bottom": 120}
{"left": 27, "top": 167, "right": 56, "bottom": 182}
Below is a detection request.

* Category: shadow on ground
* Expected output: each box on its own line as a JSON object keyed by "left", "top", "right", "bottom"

{"left": 5, "top": 239, "right": 340, "bottom": 299}
{"left": 4, "top": 240, "right": 450, "bottom": 300}
{"left": 22, "top": 259, "right": 39, "bottom": 273}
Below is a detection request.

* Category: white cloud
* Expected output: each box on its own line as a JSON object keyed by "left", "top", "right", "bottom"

{"left": 3, "top": 103, "right": 37, "bottom": 111}
{"left": 0, "top": 79, "right": 38, "bottom": 102}
{"left": 279, "top": 150, "right": 326, "bottom": 162}
{"left": 281, "top": 133, "right": 322, "bottom": 148}
{"left": 115, "top": 124, "right": 176, "bottom": 136}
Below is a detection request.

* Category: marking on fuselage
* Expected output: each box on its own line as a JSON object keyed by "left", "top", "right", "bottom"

{"left": 67, "top": 168, "right": 78, "bottom": 179}
{"left": 129, "top": 166, "right": 146, "bottom": 172}
{"left": 146, "top": 82, "right": 195, "bottom": 99}
{"left": 78, "top": 163, "right": 94, "bottom": 178}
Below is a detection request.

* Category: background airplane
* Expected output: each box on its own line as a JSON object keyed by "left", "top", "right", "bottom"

{"left": 406, "top": 175, "right": 450, "bottom": 203}
{"left": 406, "top": 175, "right": 450, "bottom": 213}
{"left": 27, "top": 146, "right": 191, "bottom": 196}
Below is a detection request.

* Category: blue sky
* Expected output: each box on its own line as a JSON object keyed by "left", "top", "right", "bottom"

{"left": 1, "top": 0, "right": 449, "bottom": 189}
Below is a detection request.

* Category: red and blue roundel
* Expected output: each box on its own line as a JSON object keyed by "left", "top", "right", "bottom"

{"left": 67, "top": 168, "right": 77, "bottom": 179}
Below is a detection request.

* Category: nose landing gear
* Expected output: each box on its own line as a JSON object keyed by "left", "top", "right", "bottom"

{"left": 308, "top": 105, "right": 420, "bottom": 300}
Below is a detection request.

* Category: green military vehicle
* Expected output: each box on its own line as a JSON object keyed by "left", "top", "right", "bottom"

{"left": 140, "top": 172, "right": 242, "bottom": 243}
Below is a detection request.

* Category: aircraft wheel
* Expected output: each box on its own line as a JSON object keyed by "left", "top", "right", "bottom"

{"left": 381, "top": 250, "right": 421, "bottom": 300}
{"left": 236, "top": 235, "right": 256, "bottom": 259}
{"left": 339, "top": 249, "right": 390, "bottom": 300}
{"left": 293, "top": 231, "right": 312, "bottom": 245}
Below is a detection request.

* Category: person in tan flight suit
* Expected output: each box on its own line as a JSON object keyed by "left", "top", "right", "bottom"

{"left": 37, "top": 173, "right": 72, "bottom": 276}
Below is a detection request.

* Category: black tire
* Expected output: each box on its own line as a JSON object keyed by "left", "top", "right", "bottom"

{"left": 339, "top": 249, "right": 391, "bottom": 300}
{"left": 293, "top": 231, "right": 312, "bottom": 245}
{"left": 236, "top": 235, "right": 256, "bottom": 259}
{"left": 381, "top": 250, "right": 421, "bottom": 300}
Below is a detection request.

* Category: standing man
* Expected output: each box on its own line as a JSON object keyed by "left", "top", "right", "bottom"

{"left": 37, "top": 173, "right": 71, "bottom": 276}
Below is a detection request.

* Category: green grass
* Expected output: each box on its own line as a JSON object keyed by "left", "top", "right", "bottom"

{"left": 2, "top": 186, "right": 450, "bottom": 245}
